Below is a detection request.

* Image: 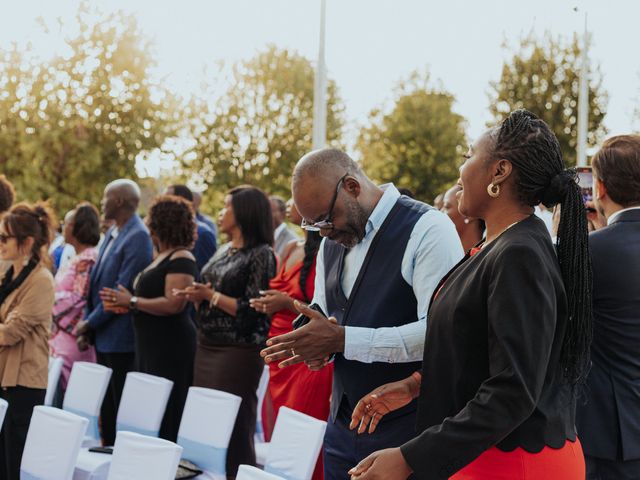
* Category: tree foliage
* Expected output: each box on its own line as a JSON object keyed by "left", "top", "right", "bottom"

{"left": 182, "top": 45, "right": 345, "bottom": 204}
{"left": 0, "top": 3, "right": 180, "bottom": 213}
{"left": 357, "top": 72, "right": 467, "bottom": 202}
{"left": 489, "top": 33, "right": 608, "bottom": 165}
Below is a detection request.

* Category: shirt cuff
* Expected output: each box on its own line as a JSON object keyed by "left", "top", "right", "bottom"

{"left": 344, "top": 326, "right": 375, "bottom": 362}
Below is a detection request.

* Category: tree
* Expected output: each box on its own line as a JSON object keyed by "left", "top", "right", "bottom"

{"left": 182, "top": 45, "right": 345, "bottom": 203}
{"left": 357, "top": 72, "right": 467, "bottom": 202}
{"left": 489, "top": 33, "right": 608, "bottom": 166}
{"left": 0, "top": 3, "right": 180, "bottom": 213}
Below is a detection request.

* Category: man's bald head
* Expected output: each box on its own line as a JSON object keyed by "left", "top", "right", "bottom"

{"left": 292, "top": 148, "right": 362, "bottom": 191}
{"left": 103, "top": 179, "right": 141, "bottom": 219}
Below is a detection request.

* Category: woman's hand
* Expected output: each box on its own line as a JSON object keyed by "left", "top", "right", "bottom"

{"left": 350, "top": 374, "right": 420, "bottom": 434}
{"left": 173, "top": 282, "right": 214, "bottom": 305}
{"left": 348, "top": 448, "right": 412, "bottom": 480}
{"left": 100, "top": 285, "right": 132, "bottom": 310}
{"left": 249, "top": 289, "right": 294, "bottom": 315}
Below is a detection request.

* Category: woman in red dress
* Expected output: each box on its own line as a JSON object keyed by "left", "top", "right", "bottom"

{"left": 250, "top": 200, "right": 333, "bottom": 480}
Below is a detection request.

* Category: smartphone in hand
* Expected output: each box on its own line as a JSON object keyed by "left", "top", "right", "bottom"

{"left": 292, "top": 303, "right": 326, "bottom": 330}
{"left": 576, "top": 166, "right": 596, "bottom": 213}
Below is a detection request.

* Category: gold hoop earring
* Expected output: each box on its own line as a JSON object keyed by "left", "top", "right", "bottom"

{"left": 487, "top": 183, "right": 500, "bottom": 198}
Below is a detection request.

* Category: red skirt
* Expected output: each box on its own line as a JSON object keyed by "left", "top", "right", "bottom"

{"left": 450, "top": 439, "right": 585, "bottom": 480}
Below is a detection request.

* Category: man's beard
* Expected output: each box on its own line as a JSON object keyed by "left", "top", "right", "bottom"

{"left": 329, "top": 199, "right": 369, "bottom": 248}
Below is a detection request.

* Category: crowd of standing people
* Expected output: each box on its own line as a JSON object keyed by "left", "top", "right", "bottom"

{"left": 0, "top": 109, "right": 638, "bottom": 480}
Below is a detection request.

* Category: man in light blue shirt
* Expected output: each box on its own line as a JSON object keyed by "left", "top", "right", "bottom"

{"left": 261, "top": 148, "right": 463, "bottom": 479}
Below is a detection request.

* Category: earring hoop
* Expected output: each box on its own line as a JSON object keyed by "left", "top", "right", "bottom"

{"left": 487, "top": 183, "right": 500, "bottom": 198}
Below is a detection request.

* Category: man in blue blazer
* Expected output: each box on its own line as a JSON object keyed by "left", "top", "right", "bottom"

{"left": 576, "top": 135, "right": 640, "bottom": 479}
{"left": 78, "top": 179, "right": 153, "bottom": 445}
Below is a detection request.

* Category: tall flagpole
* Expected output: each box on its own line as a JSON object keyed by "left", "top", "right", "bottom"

{"left": 576, "top": 12, "right": 589, "bottom": 166}
{"left": 312, "top": 0, "right": 327, "bottom": 150}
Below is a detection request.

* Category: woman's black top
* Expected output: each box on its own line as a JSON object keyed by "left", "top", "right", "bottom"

{"left": 401, "top": 215, "right": 576, "bottom": 479}
{"left": 197, "top": 243, "right": 276, "bottom": 346}
{"left": 133, "top": 252, "right": 198, "bottom": 441}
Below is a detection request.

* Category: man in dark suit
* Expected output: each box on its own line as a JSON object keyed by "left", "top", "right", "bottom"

{"left": 576, "top": 135, "right": 640, "bottom": 479}
{"left": 77, "top": 179, "right": 153, "bottom": 445}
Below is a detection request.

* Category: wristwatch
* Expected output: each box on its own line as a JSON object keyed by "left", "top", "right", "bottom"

{"left": 129, "top": 296, "right": 139, "bottom": 313}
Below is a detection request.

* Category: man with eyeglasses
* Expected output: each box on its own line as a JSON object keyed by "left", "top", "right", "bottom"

{"left": 261, "top": 148, "right": 463, "bottom": 479}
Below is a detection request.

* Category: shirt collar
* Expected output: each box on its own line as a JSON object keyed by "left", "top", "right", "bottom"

{"left": 608, "top": 206, "right": 640, "bottom": 225}
{"left": 364, "top": 184, "right": 401, "bottom": 238}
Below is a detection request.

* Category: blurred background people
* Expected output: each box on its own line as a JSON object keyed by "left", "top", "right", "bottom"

{"left": 0, "top": 175, "right": 16, "bottom": 275}
{"left": 166, "top": 184, "right": 217, "bottom": 272}
{"left": 176, "top": 185, "right": 276, "bottom": 478}
{"left": 102, "top": 195, "right": 198, "bottom": 441}
{"left": 441, "top": 184, "right": 485, "bottom": 251}
{"left": 576, "top": 135, "right": 640, "bottom": 480}
{"left": 193, "top": 190, "right": 218, "bottom": 238}
{"left": 270, "top": 194, "right": 299, "bottom": 259}
{"left": 77, "top": 179, "right": 153, "bottom": 445}
{"left": 0, "top": 202, "right": 55, "bottom": 479}
{"left": 250, "top": 199, "right": 331, "bottom": 480}
{"left": 49, "top": 203, "right": 101, "bottom": 392}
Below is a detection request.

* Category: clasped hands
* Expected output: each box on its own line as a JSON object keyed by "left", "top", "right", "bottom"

{"left": 172, "top": 281, "right": 214, "bottom": 307}
{"left": 259, "top": 301, "right": 343, "bottom": 370}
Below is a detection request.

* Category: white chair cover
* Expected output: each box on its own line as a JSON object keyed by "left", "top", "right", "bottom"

{"left": 176, "top": 387, "right": 242, "bottom": 479}
{"left": 21, "top": 406, "right": 88, "bottom": 480}
{"left": 0, "top": 398, "right": 8, "bottom": 431}
{"left": 116, "top": 372, "right": 173, "bottom": 437}
{"left": 263, "top": 407, "right": 327, "bottom": 480}
{"left": 254, "top": 366, "right": 270, "bottom": 443}
{"left": 72, "top": 372, "right": 173, "bottom": 480}
{"left": 236, "top": 465, "right": 285, "bottom": 480}
{"left": 107, "top": 431, "right": 183, "bottom": 480}
{"left": 63, "top": 362, "right": 113, "bottom": 445}
{"left": 45, "top": 356, "right": 64, "bottom": 406}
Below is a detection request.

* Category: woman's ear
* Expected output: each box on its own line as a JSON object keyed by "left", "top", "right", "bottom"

{"left": 492, "top": 159, "right": 513, "bottom": 185}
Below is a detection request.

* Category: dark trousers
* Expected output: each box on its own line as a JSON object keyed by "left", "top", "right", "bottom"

{"left": 586, "top": 454, "right": 640, "bottom": 480}
{"left": 96, "top": 351, "right": 134, "bottom": 446}
{"left": 0, "top": 386, "right": 46, "bottom": 480}
{"left": 324, "top": 398, "right": 417, "bottom": 480}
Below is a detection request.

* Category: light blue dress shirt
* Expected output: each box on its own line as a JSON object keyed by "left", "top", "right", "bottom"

{"left": 312, "top": 184, "right": 464, "bottom": 363}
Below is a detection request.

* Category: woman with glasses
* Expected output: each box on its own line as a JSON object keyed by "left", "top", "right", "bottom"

{"left": 175, "top": 185, "right": 276, "bottom": 478}
{"left": 0, "top": 202, "right": 56, "bottom": 479}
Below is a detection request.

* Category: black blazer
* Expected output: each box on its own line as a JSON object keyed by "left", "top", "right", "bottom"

{"left": 576, "top": 208, "right": 640, "bottom": 461}
{"left": 401, "top": 215, "right": 576, "bottom": 479}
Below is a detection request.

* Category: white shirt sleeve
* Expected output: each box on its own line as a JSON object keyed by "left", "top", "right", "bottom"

{"left": 343, "top": 210, "right": 464, "bottom": 363}
{"left": 310, "top": 238, "right": 328, "bottom": 315}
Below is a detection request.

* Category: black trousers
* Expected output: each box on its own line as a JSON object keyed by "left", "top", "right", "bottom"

{"left": 586, "top": 454, "right": 640, "bottom": 480}
{"left": 96, "top": 351, "right": 134, "bottom": 446}
{"left": 0, "top": 386, "right": 46, "bottom": 480}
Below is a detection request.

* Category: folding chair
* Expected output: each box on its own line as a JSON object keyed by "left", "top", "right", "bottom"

{"left": 262, "top": 407, "right": 327, "bottom": 480}
{"left": 107, "top": 431, "right": 183, "bottom": 480}
{"left": 63, "top": 361, "right": 112, "bottom": 446}
{"left": 21, "top": 406, "right": 88, "bottom": 480}
{"left": 254, "top": 366, "right": 270, "bottom": 443}
{"left": 0, "top": 398, "right": 7, "bottom": 431}
{"left": 177, "top": 387, "right": 242, "bottom": 479}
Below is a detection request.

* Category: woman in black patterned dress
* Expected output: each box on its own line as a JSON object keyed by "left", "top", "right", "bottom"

{"left": 176, "top": 185, "right": 276, "bottom": 479}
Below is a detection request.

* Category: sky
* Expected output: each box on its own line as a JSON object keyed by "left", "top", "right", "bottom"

{"left": 1, "top": 0, "right": 639, "bottom": 176}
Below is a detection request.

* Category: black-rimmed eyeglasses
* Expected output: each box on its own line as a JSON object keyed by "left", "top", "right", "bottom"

{"left": 301, "top": 173, "right": 349, "bottom": 231}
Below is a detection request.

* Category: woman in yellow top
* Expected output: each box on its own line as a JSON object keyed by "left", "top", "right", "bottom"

{"left": 0, "top": 202, "right": 56, "bottom": 480}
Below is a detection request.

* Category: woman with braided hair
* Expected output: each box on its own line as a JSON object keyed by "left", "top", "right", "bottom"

{"left": 348, "top": 110, "right": 591, "bottom": 480}
{"left": 250, "top": 199, "right": 333, "bottom": 480}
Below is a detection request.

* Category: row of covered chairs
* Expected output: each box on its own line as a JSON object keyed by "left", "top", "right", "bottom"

{"left": 9, "top": 360, "right": 326, "bottom": 479}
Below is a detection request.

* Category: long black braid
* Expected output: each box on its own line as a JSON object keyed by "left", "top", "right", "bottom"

{"left": 491, "top": 109, "right": 593, "bottom": 384}
{"left": 299, "top": 231, "right": 322, "bottom": 302}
